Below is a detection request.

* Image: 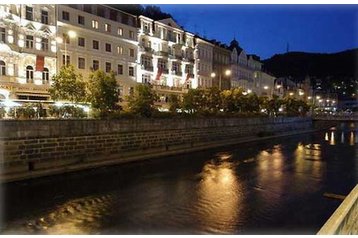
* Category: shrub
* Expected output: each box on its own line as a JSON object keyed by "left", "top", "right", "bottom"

{"left": 48, "top": 105, "right": 86, "bottom": 119}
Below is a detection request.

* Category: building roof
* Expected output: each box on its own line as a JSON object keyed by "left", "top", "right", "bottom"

{"left": 228, "top": 38, "right": 243, "bottom": 54}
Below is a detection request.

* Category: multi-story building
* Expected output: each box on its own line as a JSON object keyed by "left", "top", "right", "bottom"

{"left": 0, "top": 4, "right": 57, "bottom": 104}
{"left": 194, "top": 36, "right": 214, "bottom": 89}
{"left": 211, "top": 40, "right": 231, "bottom": 90}
{"left": 57, "top": 4, "right": 138, "bottom": 98}
{"left": 229, "top": 38, "right": 275, "bottom": 97}
{"left": 136, "top": 15, "right": 196, "bottom": 105}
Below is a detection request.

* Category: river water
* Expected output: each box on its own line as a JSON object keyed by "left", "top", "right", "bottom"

{"left": 1, "top": 122, "right": 357, "bottom": 234}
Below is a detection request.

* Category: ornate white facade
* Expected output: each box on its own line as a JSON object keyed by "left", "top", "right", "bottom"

{"left": 0, "top": 4, "right": 57, "bottom": 102}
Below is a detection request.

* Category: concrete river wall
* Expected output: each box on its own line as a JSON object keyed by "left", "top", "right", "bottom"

{"left": 0, "top": 117, "right": 312, "bottom": 182}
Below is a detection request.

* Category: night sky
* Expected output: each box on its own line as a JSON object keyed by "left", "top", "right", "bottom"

{"left": 154, "top": 5, "right": 358, "bottom": 59}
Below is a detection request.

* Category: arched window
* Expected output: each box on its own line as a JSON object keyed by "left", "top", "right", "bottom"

{"left": 42, "top": 68, "right": 49, "bottom": 83}
{"left": 0, "top": 60, "right": 5, "bottom": 76}
{"left": 26, "top": 65, "right": 33, "bottom": 83}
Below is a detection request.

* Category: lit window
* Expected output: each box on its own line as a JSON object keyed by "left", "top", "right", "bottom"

{"left": 92, "top": 20, "right": 98, "bottom": 29}
{"left": 117, "top": 27, "right": 123, "bottom": 36}
{"left": 117, "top": 46, "right": 123, "bottom": 55}
{"left": 129, "top": 31, "right": 134, "bottom": 39}
{"left": 105, "top": 23, "right": 111, "bottom": 33}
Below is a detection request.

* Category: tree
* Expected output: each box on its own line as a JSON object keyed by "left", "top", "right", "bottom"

{"left": 127, "top": 84, "right": 158, "bottom": 117}
{"left": 204, "top": 87, "right": 222, "bottom": 113}
{"left": 48, "top": 65, "right": 86, "bottom": 103}
{"left": 168, "top": 94, "right": 181, "bottom": 113}
{"left": 87, "top": 70, "right": 120, "bottom": 117}
{"left": 267, "top": 95, "right": 284, "bottom": 116}
{"left": 182, "top": 88, "right": 205, "bottom": 114}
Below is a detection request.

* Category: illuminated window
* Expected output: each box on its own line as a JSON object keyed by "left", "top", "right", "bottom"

{"left": 92, "top": 20, "right": 98, "bottom": 29}
{"left": 117, "top": 27, "right": 123, "bottom": 36}
{"left": 105, "top": 23, "right": 111, "bottom": 33}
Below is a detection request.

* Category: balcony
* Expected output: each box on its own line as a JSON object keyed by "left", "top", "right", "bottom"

{"left": 152, "top": 84, "right": 189, "bottom": 94}
{"left": 185, "top": 73, "right": 194, "bottom": 78}
{"left": 172, "top": 71, "right": 182, "bottom": 76}
{"left": 183, "top": 57, "right": 195, "bottom": 63}
{"left": 154, "top": 51, "right": 169, "bottom": 57}
{"left": 139, "top": 45, "right": 154, "bottom": 54}
{"left": 141, "top": 65, "right": 153, "bottom": 72}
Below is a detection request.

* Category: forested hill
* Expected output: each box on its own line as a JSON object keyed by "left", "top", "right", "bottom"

{"left": 263, "top": 49, "right": 358, "bottom": 79}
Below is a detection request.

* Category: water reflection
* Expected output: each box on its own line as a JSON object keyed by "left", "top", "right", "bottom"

{"left": 341, "top": 132, "right": 345, "bottom": 144}
{"left": 196, "top": 153, "right": 243, "bottom": 233}
{"left": 330, "top": 131, "right": 335, "bottom": 145}
{"left": 20, "top": 194, "right": 113, "bottom": 234}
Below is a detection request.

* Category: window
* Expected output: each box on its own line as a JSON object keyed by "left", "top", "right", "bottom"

{"left": 93, "top": 40, "right": 99, "bottom": 50}
{"left": 117, "top": 64, "right": 123, "bottom": 75}
{"left": 0, "top": 61, "right": 5, "bottom": 76}
{"left": 62, "top": 55, "right": 70, "bottom": 65}
{"left": 62, "top": 11, "right": 69, "bottom": 21}
{"left": 0, "top": 28, "right": 5, "bottom": 43}
{"left": 78, "top": 37, "right": 85, "bottom": 47}
{"left": 78, "top": 57, "right": 85, "bottom": 69}
{"left": 41, "top": 38, "right": 48, "bottom": 51}
{"left": 105, "top": 43, "right": 111, "bottom": 52}
{"left": 92, "top": 60, "right": 99, "bottom": 71}
{"left": 42, "top": 68, "right": 49, "bottom": 83}
{"left": 78, "top": 15, "right": 85, "bottom": 25}
{"left": 117, "top": 27, "right": 123, "bottom": 36}
{"left": 25, "top": 35, "right": 34, "bottom": 49}
{"left": 92, "top": 20, "right": 98, "bottom": 29}
{"left": 25, "top": 6, "right": 33, "bottom": 21}
{"left": 84, "top": 5, "right": 92, "bottom": 13}
{"left": 41, "top": 10, "right": 48, "bottom": 24}
{"left": 26, "top": 65, "right": 34, "bottom": 83}
{"left": 105, "top": 23, "right": 111, "bottom": 33}
{"left": 110, "top": 9, "right": 117, "bottom": 21}
{"left": 117, "top": 46, "right": 123, "bottom": 55}
{"left": 129, "top": 31, "right": 134, "bottom": 39}
{"left": 129, "top": 66, "right": 134, "bottom": 76}
{"left": 129, "top": 48, "right": 134, "bottom": 57}
{"left": 142, "top": 74, "right": 150, "bottom": 84}
{"left": 105, "top": 62, "right": 111, "bottom": 73}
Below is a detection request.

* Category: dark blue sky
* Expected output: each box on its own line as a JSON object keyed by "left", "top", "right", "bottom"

{"left": 155, "top": 5, "right": 358, "bottom": 59}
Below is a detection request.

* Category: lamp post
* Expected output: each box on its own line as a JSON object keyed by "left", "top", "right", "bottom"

{"left": 211, "top": 69, "right": 231, "bottom": 91}
{"left": 56, "top": 30, "right": 77, "bottom": 66}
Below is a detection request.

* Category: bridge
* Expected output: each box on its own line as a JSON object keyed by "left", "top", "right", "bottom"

{"left": 313, "top": 114, "right": 358, "bottom": 122}
{"left": 318, "top": 184, "right": 358, "bottom": 235}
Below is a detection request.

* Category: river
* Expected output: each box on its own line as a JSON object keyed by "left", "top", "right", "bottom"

{"left": 1, "top": 122, "right": 357, "bottom": 234}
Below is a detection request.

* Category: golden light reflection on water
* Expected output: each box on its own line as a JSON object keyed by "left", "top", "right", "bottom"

{"left": 324, "top": 132, "right": 329, "bottom": 141}
{"left": 330, "top": 131, "right": 336, "bottom": 145}
{"left": 341, "top": 132, "right": 345, "bottom": 144}
{"left": 24, "top": 194, "right": 113, "bottom": 234}
{"left": 350, "top": 131, "right": 355, "bottom": 145}
{"left": 196, "top": 154, "right": 243, "bottom": 233}
{"left": 294, "top": 142, "right": 323, "bottom": 179}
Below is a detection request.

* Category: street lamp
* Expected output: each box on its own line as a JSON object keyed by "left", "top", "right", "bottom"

{"left": 211, "top": 69, "right": 231, "bottom": 90}
{"left": 56, "top": 30, "right": 77, "bottom": 66}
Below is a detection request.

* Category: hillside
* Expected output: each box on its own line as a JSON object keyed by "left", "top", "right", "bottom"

{"left": 263, "top": 49, "right": 358, "bottom": 99}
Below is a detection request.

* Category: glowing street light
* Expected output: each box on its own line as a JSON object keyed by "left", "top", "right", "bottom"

{"left": 263, "top": 86, "right": 269, "bottom": 90}
{"left": 57, "top": 30, "right": 77, "bottom": 66}
{"left": 289, "top": 92, "right": 294, "bottom": 96}
{"left": 247, "top": 89, "right": 252, "bottom": 94}
{"left": 211, "top": 69, "right": 231, "bottom": 90}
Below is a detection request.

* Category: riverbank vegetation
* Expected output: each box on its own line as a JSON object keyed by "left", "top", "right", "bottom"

{"left": 0, "top": 66, "right": 310, "bottom": 119}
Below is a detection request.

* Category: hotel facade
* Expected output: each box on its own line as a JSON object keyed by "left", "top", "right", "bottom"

{"left": 0, "top": 4, "right": 277, "bottom": 107}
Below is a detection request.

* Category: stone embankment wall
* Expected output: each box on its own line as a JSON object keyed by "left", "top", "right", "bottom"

{"left": 0, "top": 117, "right": 312, "bottom": 181}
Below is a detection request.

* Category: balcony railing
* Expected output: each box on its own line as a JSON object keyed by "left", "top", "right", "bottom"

{"left": 172, "top": 71, "right": 182, "bottom": 76}
{"left": 152, "top": 84, "right": 188, "bottom": 93}
{"left": 183, "top": 57, "right": 195, "bottom": 63}
{"left": 155, "top": 51, "right": 169, "bottom": 57}
{"left": 141, "top": 65, "right": 153, "bottom": 72}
